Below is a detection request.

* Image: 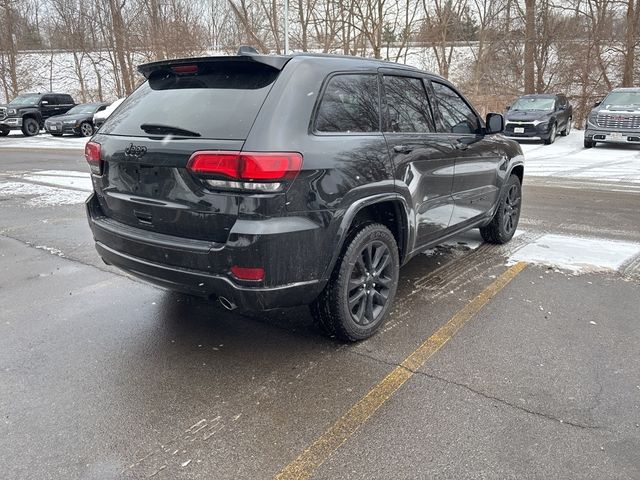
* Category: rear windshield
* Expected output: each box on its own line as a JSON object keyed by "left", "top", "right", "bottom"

{"left": 99, "top": 62, "right": 279, "bottom": 140}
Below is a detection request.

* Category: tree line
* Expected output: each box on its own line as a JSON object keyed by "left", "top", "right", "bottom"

{"left": 1, "top": 0, "right": 639, "bottom": 123}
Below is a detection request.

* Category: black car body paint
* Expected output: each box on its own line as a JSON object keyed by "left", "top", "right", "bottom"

{"left": 85, "top": 53, "right": 524, "bottom": 327}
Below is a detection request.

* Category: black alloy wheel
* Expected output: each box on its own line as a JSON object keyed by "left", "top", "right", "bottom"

{"left": 311, "top": 223, "right": 399, "bottom": 341}
{"left": 480, "top": 174, "right": 522, "bottom": 244}
{"left": 22, "top": 118, "right": 40, "bottom": 136}
{"left": 347, "top": 240, "right": 394, "bottom": 326}
{"left": 502, "top": 182, "right": 521, "bottom": 236}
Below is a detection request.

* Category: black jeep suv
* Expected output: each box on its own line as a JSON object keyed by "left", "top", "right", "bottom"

{"left": 0, "top": 92, "right": 76, "bottom": 136}
{"left": 504, "top": 93, "right": 572, "bottom": 144}
{"left": 85, "top": 53, "right": 524, "bottom": 341}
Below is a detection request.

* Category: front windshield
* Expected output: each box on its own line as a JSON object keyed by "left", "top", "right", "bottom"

{"left": 67, "top": 104, "right": 98, "bottom": 114}
{"left": 601, "top": 91, "right": 640, "bottom": 108}
{"left": 9, "top": 94, "right": 40, "bottom": 106}
{"left": 511, "top": 97, "right": 555, "bottom": 111}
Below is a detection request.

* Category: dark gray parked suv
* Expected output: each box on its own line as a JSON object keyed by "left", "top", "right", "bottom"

{"left": 504, "top": 93, "right": 573, "bottom": 145}
{"left": 584, "top": 87, "right": 640, "bottom": 148}
{"left": 86, "top": 52, "right": 524, "bottom": 340}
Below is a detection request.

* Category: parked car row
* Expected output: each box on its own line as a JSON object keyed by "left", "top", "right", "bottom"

{"left": 0, "top": 93, "right": 125, "bottom": 138}
{"left": 504, "top": 88, "right": 640, "bottom": 148}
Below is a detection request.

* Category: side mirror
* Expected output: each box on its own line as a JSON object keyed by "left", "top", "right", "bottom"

{"left": 559, "top": 104, "right": 566, "bottom": 111}
{"left": 593, "top": 100, "right": 601, "bottom": 107}
{"left": 485, "top": 113, "right": 504, "bottom": 134}
{"left": 40, "top": 100, "right": 49, "bottom": 105}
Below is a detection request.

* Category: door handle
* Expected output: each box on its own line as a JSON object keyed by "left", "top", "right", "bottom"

{"left": 453, "top": 140, "right": 469, "bottom": 151}
{"left": 393, "top": 145, "right": 414, "bottom": 154}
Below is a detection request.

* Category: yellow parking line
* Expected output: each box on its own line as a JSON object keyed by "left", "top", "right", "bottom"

{"left": 275, "top": 262, "right": 528, "bottom": 480}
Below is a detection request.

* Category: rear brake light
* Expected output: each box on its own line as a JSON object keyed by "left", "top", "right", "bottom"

{"left": 171, "top": 64, "right": 198, "bottom": 74}
{"left": 230, "top": 266, "right": 265, "bottom": 281}
{"left": 85, "top": 141, "right": 102, "bottom": 175}
{"left": 187, "top": 151, "right": 303, "bottom": 191}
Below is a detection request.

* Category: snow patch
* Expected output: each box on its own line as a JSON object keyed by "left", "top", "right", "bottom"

{"left": 23, "top": 172, "right": 92, "bottom": 191}
{"left": 509, "top": 234, "right": 640, "bottom": 273}
{"left": 0, "top": 181, "right": 89, "bottom": 206}
{"left": 520, "top": 130, "right": 640, "bottom": 184}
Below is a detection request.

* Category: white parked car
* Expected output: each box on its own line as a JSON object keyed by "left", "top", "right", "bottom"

{"left": 93, "top": 98, "right": 125, "bottom": 130}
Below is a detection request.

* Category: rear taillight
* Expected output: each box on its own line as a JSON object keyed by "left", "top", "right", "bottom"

{"left": 85, "top": 141, "right": 102, "bottom": 175}
{"left": 187, "top": 151, "right": 303, "bottom": 192}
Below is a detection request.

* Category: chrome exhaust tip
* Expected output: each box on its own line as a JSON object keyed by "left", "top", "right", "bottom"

{"left": 218, "top": 296, "right": 237, "bottom": 311}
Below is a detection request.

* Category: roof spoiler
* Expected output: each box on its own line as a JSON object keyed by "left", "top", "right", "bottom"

{"left": 138, "top": 52, "right": 291, "bottom": 79}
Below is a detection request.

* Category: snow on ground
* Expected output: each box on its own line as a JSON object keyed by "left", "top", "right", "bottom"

{"left": 519, "top": 129, "right": 640, "bottom": 184}
{"left": 0, "top": 130, "right": 87, "bottom": 150}
{"left": 0, "top": 169, "right": 91, "bottom": 206}
{"left": 509, "top": 234, "right": 640, "bottom": 273}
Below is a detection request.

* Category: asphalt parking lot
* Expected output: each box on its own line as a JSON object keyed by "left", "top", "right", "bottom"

{"left": 1, "top": 132, "right": 639, "bottom": 479}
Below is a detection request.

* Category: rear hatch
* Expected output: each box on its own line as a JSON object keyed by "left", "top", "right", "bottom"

{"left": 92, "top": 57, "right": 287, "bottom": 243}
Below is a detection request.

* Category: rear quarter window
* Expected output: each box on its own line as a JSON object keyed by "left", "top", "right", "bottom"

{"left": 100, "top": 62, "right": 279, "bottom": 140}
{"left": 314, "top": 74, "right": 380, "bottom": 133}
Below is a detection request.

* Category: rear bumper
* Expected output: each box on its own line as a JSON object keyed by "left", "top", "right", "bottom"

{"left": 86, "top": 194, "right": 326, "bottom": 310}
{"left": 584, "top": 126, "right": 640, "bottom": 144}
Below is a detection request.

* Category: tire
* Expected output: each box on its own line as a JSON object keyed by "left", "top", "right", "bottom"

{"left": 543, "top": 123, "right": 557, "bottom": 145}
{"left": 584, "top": 137, "right": 595, "bottom": 149}
{"left": 21, "top": 118, "right": 40, "bottom": 136}
{"left": 561, "top": 118, "right": 572, "bottom": 136}
{"left": 480, "top": 174, "right": 522, "bottom": 244}
{"left": 311, "top": 223, "right": 400, "bottom": 342}
{"left": 78, "top": 121, "right": 94, "bottom": 137}
{"left": 0, "top": 126, "right": 9, "bottom": 136}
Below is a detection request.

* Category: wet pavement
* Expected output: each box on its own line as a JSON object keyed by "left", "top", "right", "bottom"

{"left": 1, "top": 147, "right": 639, "bottom": 479}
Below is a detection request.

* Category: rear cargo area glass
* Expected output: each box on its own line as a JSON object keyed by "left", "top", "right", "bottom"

{"left": 100, "top": 62, "right": 279, "bottom": 140}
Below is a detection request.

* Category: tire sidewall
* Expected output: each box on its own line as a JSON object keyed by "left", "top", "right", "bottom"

{"left": 337, "top": 226, "right": 399, "bottom": 340}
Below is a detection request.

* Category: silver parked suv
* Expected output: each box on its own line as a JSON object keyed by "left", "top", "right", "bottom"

{"left": 584, "top": 87, "right": 640, "bottom": 148}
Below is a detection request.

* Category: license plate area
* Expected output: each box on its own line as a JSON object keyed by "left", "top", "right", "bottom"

{"left": 50, "top": 125, "right": 57, "bottom": 131}
{"left": 514, "top": 127, "right": 525, "bottom": 134}
{"left": 609, "top": 132, "right": 624, "bottom": 140}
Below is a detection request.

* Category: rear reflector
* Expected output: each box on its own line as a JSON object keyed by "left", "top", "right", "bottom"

{"left": 187, "top": 151, "right": 303, "bottom": 182}
{"left": 85, "top": 141, "right": 102, "bottom": 175}
{"left": 230, "top": 266, "right": 265, "bottom": 281}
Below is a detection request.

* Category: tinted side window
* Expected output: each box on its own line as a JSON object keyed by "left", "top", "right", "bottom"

{"left": 60, "top": 95, "right": 73, "bottom": 105}
{"left": 383, "top": 76, "right": 434, "bottom": 133}
{"left": 315, "top": 74, "right": 379, "bottom": 133}
{"left": 432, "top": 82, "right": 480, "bottom": 134}
{"left": 42, "top": 95, "right": 57, "bottom": 105}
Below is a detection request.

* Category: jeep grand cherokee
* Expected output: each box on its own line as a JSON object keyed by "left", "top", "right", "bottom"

{"left": 85, "top": 52, "right": 524, "bottom": 341}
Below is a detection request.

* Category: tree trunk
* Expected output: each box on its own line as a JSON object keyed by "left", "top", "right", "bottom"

{"left": 622, "top": 0, "right": 638, "bottom": 86}
{"left": 524, "top": 0, "right": 535, "bottom": 93}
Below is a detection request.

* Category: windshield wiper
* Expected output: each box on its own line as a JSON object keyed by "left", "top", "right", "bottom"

{"left": 140, "top": 123, "right": 201, "bottom": 137}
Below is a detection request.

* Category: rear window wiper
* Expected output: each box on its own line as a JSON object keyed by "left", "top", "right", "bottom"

{"left": 140, "top": 123, "right": 201, "bottom": 137}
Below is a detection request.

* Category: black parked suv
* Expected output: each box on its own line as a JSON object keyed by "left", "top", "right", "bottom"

{"left": 584, "top": 87, "right": 640, "bottom": 148}
{"left": 504, "top": 93, "right": 572, "bottom": 144}
{"left": 85, "top": 52, "right": 524, "bottom": 341}
{"left": 0, "top": 92, "right": 76, "bottom": 136}
{"left": 45, "top": 102, "right": 109, "bottom": 137}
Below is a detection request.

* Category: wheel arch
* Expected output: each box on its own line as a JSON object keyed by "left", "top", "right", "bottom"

{"left": 322, "top": 194, "right": 412, "bottom": 281}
